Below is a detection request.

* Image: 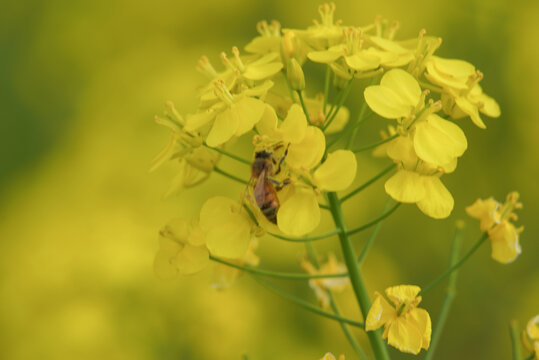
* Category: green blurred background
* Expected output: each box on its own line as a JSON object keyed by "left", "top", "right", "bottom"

{"left": 1, "top": 0, "right": 538, "bottom": 359}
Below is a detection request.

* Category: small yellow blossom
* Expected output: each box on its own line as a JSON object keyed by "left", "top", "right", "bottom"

{"left": 153, "top": 218, "right": 209, "bottom": 280}
{"left": 466, "top": 192, "right": 523, "bottom": 264}
{"left": 308, "top": 27, "right": 382, "bottom": 76}
{"left": 199, "top": 196, "right": 254, "bottom": 259}
{"left": 253, "top": 105, "right": 357, "bottom": 236}
{"left": 301, "top": 253, "right": 349, "bottom": 308}
{"left": 245, "top": 20, "right": 282, "bottom": 55}
{"left": 185, "top": 80, "right": 269, "bottom": 147}
{"left": 366, "top": 285, "right": 431, "bottom": 354}
{"left": 285, "top": 3, "right": 344, "bottom": 52}
{"left": 364, "top": 69, "right": 467, "bottom": 218}
{"left": 151, "top": 102, "right": 219, "bottom": 195}
{"left": 425, "top": 56, "right": 500, "bottom": 128}
{"left": 320, "top": 353, "right": 345, "bottom": 360}
{"left": 522, "top": 315, "right": 539, "bottom": 360}
{"left": 211, "top": 239, "right": 260, "bottom": 289}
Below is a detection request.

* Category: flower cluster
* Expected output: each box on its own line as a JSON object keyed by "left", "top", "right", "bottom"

{"left": 150, "top": 3, "right": 522, "bottom": 359}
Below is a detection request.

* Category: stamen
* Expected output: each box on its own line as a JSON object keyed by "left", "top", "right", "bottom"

{"left": 213, "top": 80, "right": 234, "bottom": 105}
{"left": 220, "top": 52, "right": 236, "bottom": 72}
{"left": 232, "top": 46, "right": 246, "bottom": 72}
{"left": 196, "top": 56, "right": 218, "bottom": 79}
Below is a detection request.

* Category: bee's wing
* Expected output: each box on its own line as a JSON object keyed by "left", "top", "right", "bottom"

{"left": 253, "top": 170, "right": 267, "bottom": 205}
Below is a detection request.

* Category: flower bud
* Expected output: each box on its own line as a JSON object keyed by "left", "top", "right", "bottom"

{"left": 287, "top": 58, "right": 305, "bottom": 91}
{"left": 280, "top": 31, "right": 296, "bottom": 62}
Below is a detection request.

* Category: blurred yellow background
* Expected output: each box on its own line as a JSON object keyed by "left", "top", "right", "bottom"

{"left": 1, "top": 0, "right": 538, "bottom": 359}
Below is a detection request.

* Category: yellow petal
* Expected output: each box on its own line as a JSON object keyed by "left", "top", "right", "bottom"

{"left": 488, "top": 221, "right": 522, "bottom": 264}
{"left": 407, "top": 308, "right": 432, "bottom": 350}
{"left": 385, "top": 170, "right": 426, "bottom": 203}
{"left": 344, "top": 52, "right": 380, "bottom": 71}
{"left": 387, "top": 317, "right": 423, "bottom": 354}
{"left": 184, "top": 110, "right": 217, "bottom": 132}
{"left": 526, "top": 315, "right": 539, "bottom": 340}
{"left": 465, "top": 198, "right": 499, "bottom": 232}
{"left": 364, "top": 86, "right": 412, "bottom": 119}
{"left": 153, "top": 237, "right": 182, "bottom": 280}
{"left": 314, "top": 150, "right": 357, "bottom": 191}
{"left": 256, "top": 105, "right": 279, "bottom": 137}
{"left": 244, "top": 36, "right": 281, "bottom": 54}
{"left": 200, "top": 197, "right": 251, "bottom": 258}
{"left": 279, "top": 104, "right": 307, "bottom": 144}
{"left": 187, "top": 224, "right": 206, "bottom": 246}
{"left": 243, "top": 62, "right": 283, "bottom": 81}
{"left": 287, "top": 127, "right": 326, "bottom": 170}
{"left": 471, "top": 85, "right": 501, "bottom": 118}
{"left": 206, "top": 108, "right": 239, "bottom": 147}
{"left": 233, "top": 97, "right": 266, "bottom": 136}
{"left": 277, "top": 187, "right": 320, "bottom": 236}
{"left": 386, "top": 135, "right": 417, "bottom": 167}
{"left": 413, "top": 114, "right": 467, "bottom": 166}
{"left": 425, "top": 57, "right": 475, "bottom": 90}
{"left": 308, "top": 48, "right": 344, "bottom": 63}
{"left": 455, "top": 96, "right": 486, "bottom": 129}
{"left": 175, "top": 244, "right": 210, "bottom": 275}
{"left": 366, "top": 292, "right": 397, "bottom": 331}
{"left": 380, "top": 69, "right": 422, "bottom": 107}
{"left": 385, "top": 285, "right": 421, "bottom": 305}
{"left": 417, "top": 176, "right": 454, "bottom": 219}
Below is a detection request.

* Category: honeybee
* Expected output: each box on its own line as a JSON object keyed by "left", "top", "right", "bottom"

{"left": 250, "top": 145, "right": 289, "bottom": 224}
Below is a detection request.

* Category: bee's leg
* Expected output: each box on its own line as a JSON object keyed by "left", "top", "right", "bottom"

{"left": 270, "top": 178, "right": 291, "bottom": 191}
{"left": 274, "top": 144, "right": 290, "bottom": 175}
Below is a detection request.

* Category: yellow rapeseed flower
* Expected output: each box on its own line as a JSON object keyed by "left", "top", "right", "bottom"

{"left": 522, "top": 315, "right": 539, "bottom": 360}
{"left": 199, "top": 196, "right": 255, "bottom": 259}
{"left": 151, "top": 102, "right": 219, "bottom": 196}
{"left": 185, "top": 80, "right": 269, "bottom": 147}
{"left": 211, "top": 239, "right": 260, "bottom": 289}
{"left": 366, "top": 285, "right": 431, "bottom": 354}
{"left": 320, "top": 353, "right": 345, "bottom": 360}
{"left": 245, "top": 20, "right": 282, "bottom": 55}
{"left": 153, "top": 218, "right": 209, "bottom": 279}
{"left": 365, "top": 69, "right": 467, "bottom": 218}
{"left": 253, "top": 105, "right": 357, "bottom": 236}
{"left": 466, "top": 192, "right": 523, "bottom": 264}
{"left": 301, "top": 253, "right": 349, "bottom": 308}
{"left": 425, "top": 56, "right": 500, "bottom": 128}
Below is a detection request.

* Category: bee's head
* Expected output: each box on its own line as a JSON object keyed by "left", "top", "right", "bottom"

{"left": 255, "top": 150, "right": 272, "bottom": 159}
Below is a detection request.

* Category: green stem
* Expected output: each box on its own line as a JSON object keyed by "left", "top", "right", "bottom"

{"left": 524, "top": 354, "right": 534, "bottom": 360}
{"left": 353, "top": 134, "right": 399, "bottom": 154}
{"left": 323, "top": 66, "right": 331, "bottom": 113}
{"left": 358, "top": 198, "right": 393, "bottom": 265}
{"left": 254, "top": 276, "right": 365, "bottom": 328}
{"left": 327, "top": 192, "right": 390, "bottom": 360}
{"left": 297, "top": 91, "right": 311, "bottom": 124}
{"left": 324, "top": 79, "right": 353, "bottom": 131}
{"left": 424, "top": 226, "right": 463, "bottom": 360}
{"left": 269, "top": 228, "right": 341, "bottom": 242}
{"left": 209, "top": 255, "right": 348, "bottom": 280}
{"left": 345, "top": 76, "right": 378, "bottom": 149}
{"left": 203, "top": 142, "right": 251, "bottom": 165}
{"left": 304, "top": 242, "right": 369, "bottom": 360}
{"left": 347, "top": 203, "right": 401, "bottom": 236}
{"left": 509, "top": 320, "right": 523, "bottom": 360}
{"left": 419, "top": 232, "right": 489, "bottom": 296}
{"left": 341, "top": 164, "right": 396, "bottom": 202}
{"left": 214, "top": 166, "right": 249, "bottom": 185}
